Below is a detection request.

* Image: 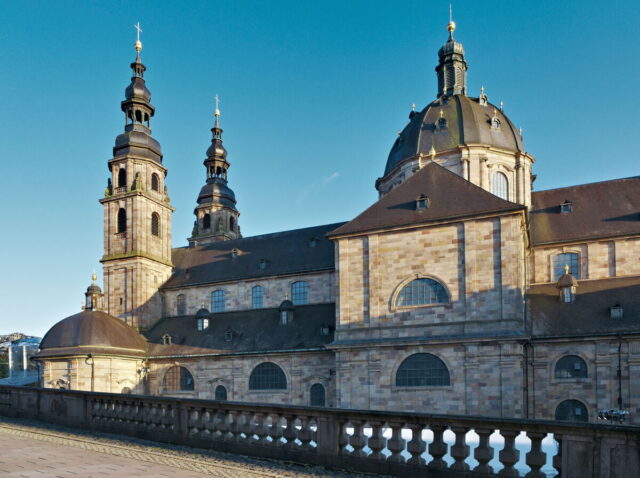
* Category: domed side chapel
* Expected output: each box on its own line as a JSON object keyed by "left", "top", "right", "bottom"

{"left": 36, "top": 21, "right": 640, "bottom": 424}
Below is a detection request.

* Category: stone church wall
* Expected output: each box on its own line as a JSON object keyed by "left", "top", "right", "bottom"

{"left": 162, "top": 271, "right": 335, "bottom": 317}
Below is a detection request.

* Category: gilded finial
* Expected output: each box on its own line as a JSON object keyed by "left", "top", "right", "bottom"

{"left": 411, "top": 103, "right": 416, "bottom": 112}
{"left": 91, "top": 270, "right": 97, "bottom": 284}
{"left": 201, "top": 301, "right": 206, "bottom": 309}
{"left": 214, "top": 94, "right": 221, "bottom": 117}
{"left": 564, "top": 264, "right": 570, "bottom": 275}
{"left": 493, "top": 108, "right": 498, "bottom": 118}
{"left": 447, "top": 4, "right": 456, "bottom": 38}
{"left": 499, "top": 100, "right": 504, "bottom": 111}
{"left": 285, "top": 292, "right": 290, "bottom": 300}
{"left": 439, "top": 109, "right": 444, "bottom": 119}
{"left": 518, "top": 127, "right": 523, "bottom": 136}
{"left": 134, "top": 22, "right": 143, "bottom": 53}
{"left": 480, "top": 86, "right": 485, "bottom": 95}
{"left": 429, "top": 144, "right": 436, "bottom": 157}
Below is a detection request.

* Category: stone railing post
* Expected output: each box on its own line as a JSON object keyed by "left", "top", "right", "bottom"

{"left": 498, "top": 429, "right": 520, "bottom": 477}
{"left": 524, "top": 432, "right": 546, "bottom": 478}
{"left": 316, "top": 415, "right": 340, "bottom": 457}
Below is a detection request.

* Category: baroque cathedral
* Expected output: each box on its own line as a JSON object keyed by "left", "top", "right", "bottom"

{"left": 36, "top": 21, "right": 640, "bottom": 424}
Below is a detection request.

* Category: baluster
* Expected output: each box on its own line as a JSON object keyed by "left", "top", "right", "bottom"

{"left": 348, "top": 420, "right": 367, "bottom": 457}
{"left": 386, "top": 421, "right": 406, "bottom": 463}
{"left": 115, "top": 401, "right": 124, "bottom": 423}
{"left": 406, "top": 423, "right": 426, "bottom": 466}
{"left": 498, "top": 429, "right": 520, "bottom": 477}
{"left": 227, "top": 410, "right": 240, "bottom": 442}
{"left": 167, "top": 405, "right": 176, "bottom": 431}
{"left": 188, "top": 408, "right": 199, "bottom": 436}
{"left": 214, "top": 409, "right": 227, "bottom": 440}
{"left": 282, "top": 414, "right": 297, "bottom": 449}
{"left": 253, "top": 412, "right": 267, "bottom": 445}
{"left": 338, "top": 420, "right": 350, "bottom": 456}
{"left": 450, "top": 426, "right": 470, "bottom": 471}
{"left": 298, "top": 415, "right": 313, "bottom": 451}
{"left": 552, "top": 433, "right": 562, "bottom": 478}
{"left": 269, "top": 414, "right": 283, "bottom": 446}
{"left": 148, "top": 404, "right": 158, "bottom": 429}
{"left": 201, "top": 409, "right": 213, "bottom": 438}
{"left": 525, "top": 432, "right": 547, "bottom": 478}
{"left": 473, "top": 428, "right": 494, "bottom": 474}
{"left": 368, "top": 421, "right": 387, "bottom": 461}
{"left": 428, "top": 425, "right": 448, "bottom": 470}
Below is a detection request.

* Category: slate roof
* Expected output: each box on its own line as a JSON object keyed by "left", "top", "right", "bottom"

{"left": 530, "top": 176, "right": 640, "bottom": 245}
{"left": 530, "top": 276, "right": 640, "bottom": 337}
{"left": 329, "top": 161, "right": 524, "bottom": 237}
{"left": 163, "top": 223, "right": 344, "bottom": 289}
{"left": 385, "top": 95, "right": 524, "bottom": 176}
{"left": 145, "top": 303, "right": 335, "bottom": 355}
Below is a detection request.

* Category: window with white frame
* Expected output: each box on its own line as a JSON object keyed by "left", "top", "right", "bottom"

{"left": 492, "top": 171, "right": 509, "bottom": 200}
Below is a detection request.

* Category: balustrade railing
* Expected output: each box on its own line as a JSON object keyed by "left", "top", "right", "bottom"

{"left": 1, "top": 385, "right": 638, "bottom": 478}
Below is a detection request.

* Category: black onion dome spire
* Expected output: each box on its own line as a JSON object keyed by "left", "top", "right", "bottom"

{"left": 113, "top": 25, "right": 162, "bottom": 164}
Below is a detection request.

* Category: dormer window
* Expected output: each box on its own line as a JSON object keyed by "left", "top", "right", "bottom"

{"left": 162, "top": 334, "right": 172, "bottom": 345}
{"left": 224, "top": 330, "right": 233, "bottom": 342}
{"left": 309, "top": 237, "right": 318, "bottom": 248}
{"left": 259, "top": 259, "right": 268, "bottom": 270}
{"left": 436, "top": 117, "right": 447, "bottom": 129}
{"left": 279, "top": 299, "right": 295, "bottom": 325}
{"left": 197, "top": 318, "right": 209, "bottom": 331}
{"left": 490, "top": 109, "right": 501, "bottom": 130}
{"left": 560, "top": 200, "right": 573, "bottom": 213}
{"left": 610, "top": 303, "right": 624, "bottom": 319}
{"left": 416, "top": 195, "right": 430, "bottom": 210}
{"left": 556, "top": 265, "right": 578, "bottom": 303}
{"left": 231, "top": 248, "right": 240, "bottom": 258}
{"left": 320, "top": 325, "right": 330, "bottom": 336}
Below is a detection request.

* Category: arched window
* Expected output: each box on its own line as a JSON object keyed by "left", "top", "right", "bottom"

{"left": 555, "top": 399, "right": 588, "bottom": 422}
{"left": 151, "top": 173, "right": 159, "bottom": 192}
{"left": 121, "top": 386, "right": 132, "bottom": 394}
{"left": 396, "top": 353, "right": 450, "bottom": 387}
{"left": 135, "top": 110, "right": 142, "bottom": 123}
{"left": 151, "top": 212, "right": 160, "bottom": 237}
{"left": 291, "top": 281, "right": 308, "bottom": 305}
{"left": 162, "top": 366, "right": 194, "bottom": 392}
{"left": 176, "top": 294, "right": 186, "bottom": 316}
{"left": 117, "top": 208, "right": 127, "bottom": 233}
{"left": 252, "top": 285, "right": 264, "bottom": 309}
{"left": 203, "top": 213, "right": 211, "bottom": 229}
{"left": 555, "top": 355, "right": 587, "bottom": 379}
{"left": 554, "top": 253, "right": 580, "bottom": 280}
{"left": 395, "top": 278, "right": 449, "bottom": 307}
{"left": 117, "top": 168, "right": 127, "bottom": 188}
{"left": 493, "top": 172, "right": 509, "bottom": 200}
{"left": 229, "top": 216, "right": 235, "bottom": 231}
{"left": 215, "top": 385, "right": 227, "bottom": 401}
{"left": 310, "top": 383, "right": 326, "bottom": 407}
{"left": 211, "top": 290, "right": 225, "bottom": 313}
{"left": 249, "top": 362, "right": 287, "bottom": 390}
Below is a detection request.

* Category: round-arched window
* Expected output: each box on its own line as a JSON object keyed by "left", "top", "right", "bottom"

{"left": 117, "top": 208, "right": 127, "bottom": 233}
{"left": 151, "top": 173, "right": 160, "bottom": 192}
{"left": 555, "top": 400, "right": 588, "bottom": 422}
{"left": 310, "top": 383, "right": 326, "bottom": 407}
{"left": 555, "top": 355, "right": 587, "bottom": 379}
{"left": 151, "top": 212, "right": 160, "bottom": 237}
{"left": 493, "top": 172, "right": 509, "bottom": 200}
{"left": 215, "top": 385, "right": 228, "bottom": 401}
{"left": 395, "top": 278, "right": 449, "bottom": 307}
{"left": 396, "top": 353, "right": 450, "bottom": 387}
{"left": 249, "top": 362, "right": 287, "bottom": 390}
{"left": 162, "top": 366, "right": 194, "bottom": 392}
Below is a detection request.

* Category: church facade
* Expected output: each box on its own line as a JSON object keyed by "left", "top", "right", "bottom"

{"left": 36, "top": 22, "right": 640, "bottom": 424}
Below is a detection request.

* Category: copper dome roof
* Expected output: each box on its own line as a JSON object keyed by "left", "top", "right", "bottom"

{"left": 38, "top": 310, "right": 147, "bottom": 358}
{"left": 384, "top": 94, "right": 523, "bottom": 176}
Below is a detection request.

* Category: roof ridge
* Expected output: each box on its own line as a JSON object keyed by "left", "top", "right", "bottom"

{"left": 533, "top": 175, "right": 640, "bottom": 195}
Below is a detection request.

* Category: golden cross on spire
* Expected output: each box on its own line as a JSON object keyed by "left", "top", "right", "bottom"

{"left": 215, "top": 94, "right": 221, "bottom": 117}
{"left": 134, "top": 22, "right": 143, "bottom": 52}
{"left": 447, "top": 4, "right": 456, "bottom": 36}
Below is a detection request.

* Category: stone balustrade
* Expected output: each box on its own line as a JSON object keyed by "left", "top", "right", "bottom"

{"left": 1, "top": 385, "right": 638, "bottom": 478}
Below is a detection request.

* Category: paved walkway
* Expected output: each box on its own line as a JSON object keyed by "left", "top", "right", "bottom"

{"left": 0, "top": 417, "right": 378, "bottom": 478}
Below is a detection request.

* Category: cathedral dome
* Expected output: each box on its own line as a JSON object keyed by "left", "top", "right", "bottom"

{"left": 197, "top": 180, "right": 237, "bottom": 208}
{"left": 125, "top": 77, "right": 151, "bottom": 102}
{"left": 38, "top": 310, "right": 148, "bottom": 358}
{"left": 384, "top": 95, "right": 523, "bottom": 176}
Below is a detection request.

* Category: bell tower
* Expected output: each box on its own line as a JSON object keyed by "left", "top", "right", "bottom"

{"left": 99, "top": 25, "right": 174, "bottom": 331}
{"left": 188, "top": 98, "right": 241, "bottom": 246}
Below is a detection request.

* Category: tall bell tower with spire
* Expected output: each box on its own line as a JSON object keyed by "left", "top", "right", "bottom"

{"left": 188, "top": 98, "right": 241, "bottom": 246}
{"left": 99, "top": 24, "right": 174, "bottom": 331}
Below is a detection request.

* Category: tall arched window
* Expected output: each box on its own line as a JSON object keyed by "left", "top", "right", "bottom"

{"left": 555, "top": 400, "right": 588, "bottom": 422}
{"left": 291, "top": 281, "right": 308, "bottom": 305}
{"left": 396, "top": 353, "right": 450, "bottom": 387}
{"left": 176, "top": 294, "right": 186, "bottom": 316}
{"left": 211, "top": 290, "right": 225, "bottom": 313}
{"left": 117, "top": 208, "right": 127, "bottom": 233}
{"left": 395, "top": 278, "right": 449, "bottom": 307}
{"left": 117, "top": 168, "right": 127, "bottom": 188}
{"left": 151, "top": 212, "right": 160, "bottom": 237}
{"left": 215, "top": 385, "right": 227, "bottom": 401}
{"left": 151, "top": 173, "right": 160, "bottom": 192}
{"left": 493, "top": 171, "right": 509, "bottom": 200}
{"left": 249, "top": 362, "right": 287, "bottom": 390}
{"left": 554, "top": 253, "right": 580, "bottom": 280}
{"left": 162, "top": 366, "right": 194, "bottom": 392}
{"left": 310, "top": 383, "right": 326, "bottom": 407}
{"left": 229, "top": 216, "right": 235, "bottom": 231}
{"left": 252, "top": 285, "right": 264, "bottom": 309}
{"left": 555, "top": 355, "right": 587, "bottom": 379}
{"left": 203, "top": 213, "right": 211, "bottom": 230}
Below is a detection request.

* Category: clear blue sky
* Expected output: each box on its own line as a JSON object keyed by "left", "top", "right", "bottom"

{"left": 0, "top": 1, "right": 638, "bottom": 337}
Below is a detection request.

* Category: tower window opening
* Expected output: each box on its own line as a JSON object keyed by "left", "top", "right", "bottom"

{"left": 203, "top": 213, "right": 211, "bottom": 229}
{"left": 135, "top": 110, "right": 142, "bottom": 123}
{"left": 144, "top": 113, "right": 149, "bottom": 126}
{"left": 229, "top": 216, "right": 235, "bottom": 231}
{"left": 127, "top": 110, "right": 134, "bottom": 124}
{"left": 216, "top": 166, "right": 222, "bottom": 176}
{"left": 151, "top": 173, "right": 160, "bottom": 192}
{"left": 151, "top": 212, "right": 160, "bottom": 237}
{"left": 117, "top": 208, "right": 127, "bottom": 233}
{"left": 117, "top": 168, "right": 127, "bottom": 188}
{"left": 492, "top": 172, "right": 509, "bottom": 200}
